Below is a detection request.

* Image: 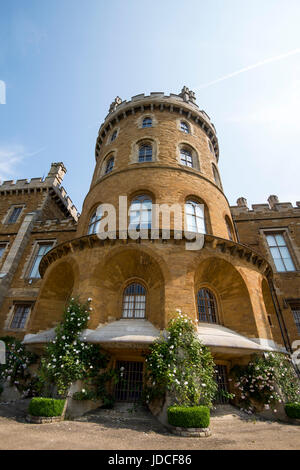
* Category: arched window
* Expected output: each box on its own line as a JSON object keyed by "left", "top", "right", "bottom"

{"left": 197, "top": 288, "right": 218, "bottom": 323}
{"left": 208, "top": 140, "right": 215, "bottom": 155}
{"left": 129, "top": 195, "right": 152, "bottom": 230}
{"left": 225, "top": 216, "right": 234, "bottom": 241}
{"left": 138, "top": 144, "right": 152, "bottom": 162}
{"left": 105, "top": 156, "right": 114, "bottom": 174}
{"left": 110, "top": 130, "right": 117, "bottom": 142}
{"left": 122, "top": 283, "right": 146, "bottom": 318}
{"left": 212, "top": 164, "right": 221, "bottom": 188}
{"left": 88, "top": 207, "right": 103, "bottom": 235}
{"left": 180, "top": 121, "right": 190, "bottom": 134}
{"left": 180, "top": 148, "right": 193, "bottom": 167}
{"left": 142, "top": 117, "right": 152, "bottom": 128}
{"left": 185, "top": 200, "right": 206, "bottom": 234}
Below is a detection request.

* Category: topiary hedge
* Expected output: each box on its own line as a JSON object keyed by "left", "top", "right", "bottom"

{"left": 168, "top": 405, "right": 210, "bottom": 428}
{"left": 285, "top": 403, "right": 300, "bottom": 419}
{"left": 28, "top": 398, "right": 65, "bottom": 417}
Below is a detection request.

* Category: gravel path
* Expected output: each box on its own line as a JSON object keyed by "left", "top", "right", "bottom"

{"left": 0, "top": 401, "right": 299, "bottom": 450}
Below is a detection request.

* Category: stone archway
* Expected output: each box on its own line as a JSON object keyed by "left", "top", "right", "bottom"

{"left": 89, "top": 247, "right": 165, "bottom": 330}
{"left": 194, "top": 257, "right": 258, "bottom": 338}
{"left": 27, "top": 259, "right": 78, "bottom": 333}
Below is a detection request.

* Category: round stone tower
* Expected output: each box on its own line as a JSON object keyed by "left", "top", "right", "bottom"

{"left": 25, "top": 88, "right": 284, "bottom": 400}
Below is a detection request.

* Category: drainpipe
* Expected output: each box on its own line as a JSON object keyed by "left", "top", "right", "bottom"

{"left": 267, "top": 277, "right": 292, "bottom": 354}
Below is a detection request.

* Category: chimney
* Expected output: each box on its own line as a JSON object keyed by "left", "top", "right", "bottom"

{"left": 236, "top": 197, "right": 248, "bottom": 208}
{"left": 268, "top": 195, "right": 279, "bottom": 209}
{"left": 46, "top": 162, "right": 67, "bottom": 186}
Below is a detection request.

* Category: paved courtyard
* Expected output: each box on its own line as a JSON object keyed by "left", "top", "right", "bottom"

{"left": 0, "top": 400, "right": 299, "bottom": 450}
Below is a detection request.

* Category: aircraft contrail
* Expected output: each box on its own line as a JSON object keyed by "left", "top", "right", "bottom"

{"left": 195, "top": 48, "right": 300, "bottom": 90}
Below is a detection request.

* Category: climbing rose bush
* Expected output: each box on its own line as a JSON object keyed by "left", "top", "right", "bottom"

{"left": 38, "top": 297, "right": 108, "bottom": 396}
{"left": 0, "top": 336, "right": 37, "bottom": 395}
{"left": 144, "top": 314, "right": 217, "bottom": 407}
{"left": 230, "top": 352, "right": 300, "bottom": 413}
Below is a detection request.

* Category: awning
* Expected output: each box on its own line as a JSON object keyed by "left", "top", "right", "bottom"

{"left": 83, "top": 319, "right": 160, "bottom": 347}
{"left": 197, "top": 322, "right": 281, "bottom": 356}
{"left": 23, "top": 320, "right": 283, "bottom": 355}
{"left": 23, "top": 320, "right": 160, "bottom": 348}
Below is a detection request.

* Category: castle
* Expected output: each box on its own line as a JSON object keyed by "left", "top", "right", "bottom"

{"left": 0, "top": 87, "right": 299, "bottom": 402}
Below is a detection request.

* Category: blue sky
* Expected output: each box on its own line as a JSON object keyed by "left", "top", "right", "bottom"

{"left": 1, "top": 0, "right": 300, "bottom": 212}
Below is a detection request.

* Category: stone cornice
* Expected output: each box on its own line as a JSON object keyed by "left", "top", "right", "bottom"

{"left": 95, "top": 93, "right": 219, "bottom": 161}
{"left": 39, "top": 232, "right": 273, "bottom": 279}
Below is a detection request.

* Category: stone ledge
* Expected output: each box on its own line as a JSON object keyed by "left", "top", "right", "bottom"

{"left": 26, "top": 414, "right": 63, "bottom": 424}
{"left": 167, "top": 424, "right": 211, "bottom": 437}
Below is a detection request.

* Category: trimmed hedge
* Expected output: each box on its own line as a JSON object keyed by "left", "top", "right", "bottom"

{"left": 168, "top": 406, "right": 210, "bottom": 428}
{"left": 28, "top": 398, "right": 65, "bottom": 417}
{"left": 285, "top": 403, "right": 300, "bottom": 419}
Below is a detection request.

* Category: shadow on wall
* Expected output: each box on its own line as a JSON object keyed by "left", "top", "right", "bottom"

{"left": 194, "top": 257, "right": 258, "bottom": 337}
{"left": 27, "top": 260, "right": 77, "bottom": 333}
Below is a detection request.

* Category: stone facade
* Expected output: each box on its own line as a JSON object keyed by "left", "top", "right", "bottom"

{"left": 0, "top": 163, "right": 78, "bottom": 340}
{"left": 0, "top": 88, "right": 299, "bottom": 401}
{"left": 231, "top": 196, "right": 300, "bottom": 351}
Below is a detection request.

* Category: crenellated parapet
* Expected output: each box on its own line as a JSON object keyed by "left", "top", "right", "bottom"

{"left": 0, "top": 162, "right": 80, "bottom": 222}
{"left": 231, "top": 195, "right": 300, "bottom": 219}
{"left": 96, "top": 87, "right": 219, "bottom": 161}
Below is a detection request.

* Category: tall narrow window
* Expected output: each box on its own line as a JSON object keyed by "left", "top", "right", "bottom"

{"left": 225, "top": 217, "right": 233, "bottom": 241}
{"left": 197, "top": 288, "right": 218, "bottom": 324}
{"left": 208, "top": 140, "right": 215, "bottom": 155}
{"left": 88, "top": 207, "right": 103, "bottom": 235}
{"left": 129, "top": 195, "right": 152, "bottom": 230}
{"left": 10, "top": 304, "right": 32, "bottom": 329}
{"left": 122, "top": 283, "right": 146, "bottom": 318}
{"left": 180, "top": 148, "right": 193, "bottom": 167}
{"left": 110, "top": 130, "right": 117, "bottom": 142}
{"left": 0, "top": 244, "right": 7, "bottom": 259}
{"left": 212, "top": 164, "right": 221, "bottom": 188}
{"left": 291, "top": 306, "right": 300, "bottom": 334}
{"left": 266, "top": 233, "right": 296, "bottom": 272}
{"left": 139, "top": 144, "right": 152, "bottom": 162}
{"left": 142, "top": 117, "right": 152, "bottom": 128}
{"left": 180, "top": 121, "right": 190, "bottom": 134}
{"left": 105, "top": 157, "right": 114, "bottom": 174}
{"left": 28, "top": 243, "right": 53, "bottom": 279}
{"left": 185, "top": 200, "right": 206, "bottom": 233}
{"left": 7, "top": 207, "right": 22, "bottom": 224}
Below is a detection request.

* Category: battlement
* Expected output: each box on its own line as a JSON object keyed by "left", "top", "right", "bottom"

{"left": 96, "top": 86, "right": 219, "bottom": 161}
{"left": 231, "top": 195, "right": 300, "bottom": 218}
{"left": 0, "top": 162, "right": 80, "bottom": 222}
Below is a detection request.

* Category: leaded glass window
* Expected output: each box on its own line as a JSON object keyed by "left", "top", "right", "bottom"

{"left": 197, "top": 288, "right": 218, "bottom": 323}
{"left": 122, "top": 283, "right": 146, "bottom": 318}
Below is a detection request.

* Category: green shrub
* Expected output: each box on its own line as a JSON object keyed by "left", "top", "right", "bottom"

{"left": 167, "top": 405, "right": 210, "bottom": 428}
{"left": 285, "top": 403, "right": 300, "bottom": 419}
{"left": 28, "top": 398, "right": 65, "bottom": 417}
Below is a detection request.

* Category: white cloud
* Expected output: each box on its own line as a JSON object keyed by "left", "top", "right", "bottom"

{"left": 0, "top": 145, "right": 45, "bottom": 181}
